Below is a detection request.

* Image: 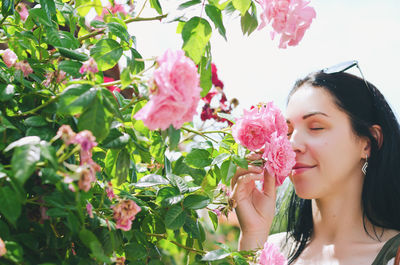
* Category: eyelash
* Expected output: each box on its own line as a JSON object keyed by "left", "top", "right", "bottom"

{"left": 310, "top": 127, "right": 324, "bottom": 131}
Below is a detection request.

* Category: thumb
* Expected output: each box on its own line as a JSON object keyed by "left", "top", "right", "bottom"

{"left": 263, "top": 168, "right": 276, "bottom": 198}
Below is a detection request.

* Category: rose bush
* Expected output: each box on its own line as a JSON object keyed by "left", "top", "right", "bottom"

{"left": 0, "top": 0, "right": 314, "bottom": 264}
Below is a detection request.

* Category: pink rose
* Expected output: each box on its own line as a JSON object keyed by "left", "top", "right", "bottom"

{"left": 0, "top": 238, "right": 6, "bottom": 257}
{"left": 106, "top": 182, "right": 116, "bottom": 200}
{"left": 15, "top": 61, "right": 33, "bottom": 77}
{"left": 263, "top": 132, "right": 296, "bottom": 186}
{"left": 134, "top": 49, "right": 200, "bottom": 130}
{"left": 73, "top": 130, "right": 97, "bottom": 152}
{"left": 257, "top": 0, "right": 316, "bottom": 48}
{"left": 232, "top": 107, "right": 271, "bottom": 151}
{"left": 2, "top": 49, "right": 17, "bottom": 68}
{"left": 112, "top": 200, "right": 141, "bottom": 231}
{"left": 79, "top": 58, "right": 98, "bottom": 74}
{"left": 86, "top": 203, "right": 94, "bottom": 218}
{"left": 259, "top": 242, "right": 288, "bottom": 265}
{"left": 16, "top": 3, "right": 29, "bottom": 22}
{"left": 56, "top": 125, "right": 76, "bottom": 145}
{"left": 262, "top": 101, "right": 288, "bottom": 138}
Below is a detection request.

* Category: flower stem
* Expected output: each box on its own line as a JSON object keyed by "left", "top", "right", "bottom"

{"left": 13, "top": 95, "right": 59, "bottom": 117}
{"left": 181, "top": 127, "right": 218, "bottom": 143}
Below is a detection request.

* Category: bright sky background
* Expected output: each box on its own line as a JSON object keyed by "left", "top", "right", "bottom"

{"left": 130, "top": 0, "right": 400, "bottom": 118}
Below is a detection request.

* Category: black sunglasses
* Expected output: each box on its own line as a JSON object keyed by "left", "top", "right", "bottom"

{"left": 322, "top": 60, "right": 372, "bottom": 93}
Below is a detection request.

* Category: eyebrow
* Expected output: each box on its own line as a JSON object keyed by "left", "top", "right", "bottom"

{"left": 286, "top": 111, "right": 329, "bottom": 123}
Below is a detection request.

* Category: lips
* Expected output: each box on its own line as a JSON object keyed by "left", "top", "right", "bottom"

{"left": 292, "top": 163, "right": 316, "bottom": 175}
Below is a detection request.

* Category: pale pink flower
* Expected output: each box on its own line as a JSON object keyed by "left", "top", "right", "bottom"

{"left": 15, "top": 61, "right": 33, "bottom": 77}
{"left": 44, "top": 70, "right": 67, "bottom": 86}
{"left": 106, "top": 182, "right": 116, "bottom": 200}
{"left": 94, "top": 4, "right": 128, "bottom": 21}
{"left": 55, "top": 125, "right": 76, "bottom": 145}
{"left": 16, "top": 3, "right": 29, "bottom": 22}
{"left": 261, "top": 101, "right": 288, "bottom": 138}
{"left": 212, "top": 209, "right": 222, "bottom": 217}
{"left": 112, "top": 200, "right": 141, "bottom": 231}
{"left": 263, "top": 132, "right": 296, "bottom": 186}
{"left": 259, "top": 242, "right": 287, "bottom": 265}
{"left": 134, "top": 49, "right": 201, "bottom": 130}
{"left": 73, "top": 130, "right": 97, "bottom": 152}
{"left": 78, "top": 168, "right": 93, "bottom": 192}
{"left": 2, "top": 49, "right": 17, "bottom": 68}
{"left": 0, "top": 238, "right": 6, "bottom": 257}
{"left": 257, "top": 0, "right": 316, "bottom": 48}
{"left": 79, "top": 58, "right": 98, "bottom": 74}
{"left": 86, "top": 203, "right": 94, "bottom": 218}
{"left": 232, "top": 107, "right": 271, "bottom": 151}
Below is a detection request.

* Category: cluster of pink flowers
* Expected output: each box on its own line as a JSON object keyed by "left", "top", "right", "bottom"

{"left": 112, "top": 199, "right": 141, "bottom": 231}
{"left": 0, "top": 238, "right": 6, "bottom": 257}
{"left": 134, "top": 49, "right": 201, "bottom": 130}
{"left": 232, "top": 102, "right": 295, "bottom": 186}
{"left": 79, "top": 58, "right": 98, "bottom": 75}
{"left": 55, "top": 125, "right": 100, "bottom": 192}
{"left": 94, "top": 3, "right": 128, "bottom": 21}
{"left": 43, "top": 70, "right": 67, "bottom": 87}
{"left": 1, "top": 49, "right": 33, "bottom": 77}
{"left": 257, "top": 0, "right": 316, "bottom": 48}
{"left": 106, "top": 181, "right": 116, "bottom": 200}
{"left": 257, "top": 242, "right": 288, "bottom": 265}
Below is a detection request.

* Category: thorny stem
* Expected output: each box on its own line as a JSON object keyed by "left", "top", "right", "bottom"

{"left": 13, "top": 95, "right": 60, "bottom": 117}
{"left": 181, "top": 127, "right": 218, "bottom": 143}
{"left": 146, "top": 233, "right": 206, "bottom": 255}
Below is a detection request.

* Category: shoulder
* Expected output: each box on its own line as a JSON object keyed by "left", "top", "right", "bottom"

{"left": 268, "top": 232, "right": 294, "bottom": 257}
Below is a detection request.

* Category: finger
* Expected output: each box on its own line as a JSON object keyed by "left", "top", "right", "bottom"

{"left": 231, "top": 173, "right": 264, "bottom": 199}
{"left": 262, "top": 169, "right": 276, "bottom": 198}
{"left": 231, "top": 165, "right": 263, "bottom": 189}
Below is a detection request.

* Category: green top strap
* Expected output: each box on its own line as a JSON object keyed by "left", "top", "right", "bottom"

{"left": 371, "top": 233, "right": 400, "bottom": 265}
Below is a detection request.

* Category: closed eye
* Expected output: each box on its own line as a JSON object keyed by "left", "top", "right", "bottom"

{"left": 310, "top": 128, "right": 324, "bottom": 130}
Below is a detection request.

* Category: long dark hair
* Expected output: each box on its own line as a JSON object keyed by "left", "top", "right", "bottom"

{"left": 285, "top": 71, "right": 400, "bottom": 264}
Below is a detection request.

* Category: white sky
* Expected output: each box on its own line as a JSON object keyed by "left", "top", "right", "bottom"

{"left": 130, "top": 0, "right": 400, "bottom": 118}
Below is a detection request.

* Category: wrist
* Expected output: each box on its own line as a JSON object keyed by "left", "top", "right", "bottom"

{"left": 239, "top": 231, "right": 269, "bottom": 251}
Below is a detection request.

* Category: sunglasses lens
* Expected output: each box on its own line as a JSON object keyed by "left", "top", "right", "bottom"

{"left": 323, "top": 60, "right": 358, "bottom": 74}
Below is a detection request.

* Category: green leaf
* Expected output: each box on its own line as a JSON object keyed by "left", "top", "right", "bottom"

{"left": 58, "top": 47, "right": 89, "bottom": 61}
{"left": 232, "top": 0, "right": 251, "bottom": 15}
{"left": 100, "top": 88, "right": 123, "bottom": 120}
{"left": 79, "top": 229, "right": 110, "bottom": 263}
{"left": 58, "top": 60, "right": 82, "bottom": 77}
{"left": 221, "top": 159, "right": 237, "bottom": 183}
{"left": 107, "top": 22, "right": 130, "bottom": 43}
{"left": 12, "top": 144, "right": 41, "bottom": 185}
{"left": 39, "top": 0, "right": 56, "bottom": 20}
{"left": 48, "top": 29, "right": 80, "bottom": 49}
{"left": 120, "top": 68, "right": 131, "bottom": 89}
{"left": 232, "top": 155, "right": 248, "bottom": 169}
{"left": 77, "top": 92, "right": 111, "bottom": 141}
{"left": 135, "top": 174, "right": 169, "bottom": 187}
{"left": 101, "top": 128, "right": 129, "bottom": 149}
{"left": 115, "top": 148, "right": 130, "bottom": 185}
{"left": 217, "top": 112, "right": 235, "bottom": 124}
{"left": 199, "top": 55, "right": 212, "bottom": 97}
{"left": 184, "top": 149, "right": 212, "bottom": 168}
{"left": 1, "top": 0, "right": 14, "bottom": 17}
{"left": 57, "top": 84, "right": 94, "bottom": 115}
{"left": 125, "top": 242, "right": 148, "bottom": 261}
{"left": 182, "top": 17, "right": 212, "bottom": 64}
{"left": 167, "top": 174, "right": 189, "bottom": 194}
{"left": 4, "top": 241, "right": 24, "bottom": 263}
{"left": 46, "top": 208, "right": 69, "bottom": 217}
{"left": 105, "top": 149, "right": 119, "bottom": 176}
{"left": 0, "top": 84, "right": 15, "bottom": 101}
{"left": 240, "top": 4, "right": 258, "bottom": 36}
{"left": 164, "top": 205, "right": 185, "bottom": 230}
{"left": 208, "top": 210, "right": 218, "bottom": 231}
{"left": 128, "top": 48, "right": 145, "bottom": 74}
{"left": 167, "top": 126, "right": 181, "bottom": 150}
{"left": 4, "top": 136, "right": 40, "bottom": 152}
{"left": 232, "top": 253, "right": 248, "bottom": 265}
{"left": 90, "top": 20, "right": 106, "bottom": 28}
{"left": 205, "top": 4, "right": 226, "bottom": 40}
{"left": 178, "top": 0, "right": 201, "bottom": 10}
{"left": 183, "top": 195, "right": 210, "bottom": 210}
{"left": 202, "top": 249, "right": 230, "bottom": 261}
{"left": 0, "top": 186, "right": 21, "bottom": 226}
{"left": 149, "top": 0, "right": 162, "bottom": 14}
{"left": 90, "top": 39, "right": 123, "bottom": 71}
{"left": 183, "top": 216, "right": 201, "bottom": 239}
{"left": 28, "top": 8, "right": 53, "bottom": 27}
{"left": 156, "top": 186, "right": 181, "bottom": 206}
{"left": 24, "top": 116, "right": 47, "bottom": 127}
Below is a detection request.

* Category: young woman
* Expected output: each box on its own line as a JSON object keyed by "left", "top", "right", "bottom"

{"left": 231, "top": 62, "right": 400, "bottom": 264}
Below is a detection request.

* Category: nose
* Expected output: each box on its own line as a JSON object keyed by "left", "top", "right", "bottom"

{"left": 290, "top": 129, "right": 306, "bottom": 153}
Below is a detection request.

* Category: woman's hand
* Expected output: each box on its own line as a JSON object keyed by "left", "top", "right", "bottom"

{"left": 230, "top": 153, "right": 277, "bottom": 250}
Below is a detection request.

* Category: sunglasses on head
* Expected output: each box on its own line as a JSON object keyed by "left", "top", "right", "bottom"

{"left": 322, "top": 60, "right": 372, "bottom": 93}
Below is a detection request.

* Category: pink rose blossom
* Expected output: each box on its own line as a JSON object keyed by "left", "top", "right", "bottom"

{"left": 263, "top": 132, "right": 296, "bottom": 186}
{"left": 55, "top": 125, "right": 76, "bottom": 145}
{"left": 262, "top": 101, "right": 288, "bottom": 138}
{"left": 73, "top": 130, "right": 97, "bottom": 152}
{"left": 134, "top": 49, "right": 201, "bottom": 130}
{"left": 106, "top": 182, "right": 116, "bottom": 200}
{"left": 16, "top": 3, "right": 29, "bottom": 22}
{"left": 86, "top": 203, "right": 94, "bottom": 218}
{"left": 15, "top": 61, "right": 33, "bottom": 77}
{"left": 112, "top": 200, "right": 141, "bottom": 231}
{"left": 259, "top": 242, "right": 288, "bottom": 265}
{"left": 232, "top": 107, "right": 271, "bottom": 151}
{"left": 79, "top": 58, "right": 98, "bottom": 74}
{"left": 2, "top": 49, "right": 17, "bottom": 68}
{"left": 0, "top": 238, "right": 6, "bottom": 257}
{"left": 257, "top": 0, "right": 316, "bottom": 48}
{"left": 78, "top": 168, "right": 93, "bottom": 192}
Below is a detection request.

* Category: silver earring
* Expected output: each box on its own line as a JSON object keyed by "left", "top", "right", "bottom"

{"left": 362, "top": 154, "right": 368, "bottom": 175}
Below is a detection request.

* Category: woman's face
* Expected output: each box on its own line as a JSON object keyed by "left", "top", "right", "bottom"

{"left": 286, "top": 85, "right": 367, "bottom": 199}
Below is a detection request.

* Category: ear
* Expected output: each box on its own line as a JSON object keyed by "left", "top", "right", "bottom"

{"left": 361, "top": 125, "right": 383, "bottom": 157}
